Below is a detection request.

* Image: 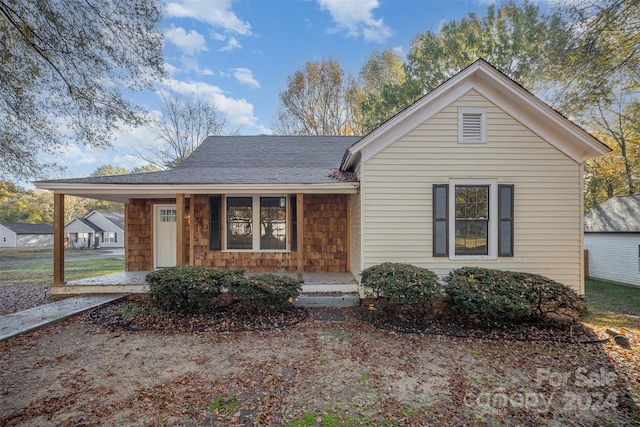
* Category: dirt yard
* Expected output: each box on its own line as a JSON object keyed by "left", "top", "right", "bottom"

{"left": 1, "top": 307, "right": 638, "bottom": 426}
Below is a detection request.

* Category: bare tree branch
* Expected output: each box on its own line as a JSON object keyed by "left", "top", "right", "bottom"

{"left": 136, "top": 92, "right": 234, "bottom": 169}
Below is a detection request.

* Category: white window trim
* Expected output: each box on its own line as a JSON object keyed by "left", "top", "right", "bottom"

{"left": 448, "top": 178, "right": 498, "bottom": 260}
{"left": 225, "top": 194, "right": 288, "bottom": 252}
{"left": 458, "top": 107, "right": 487, "bottom": 143}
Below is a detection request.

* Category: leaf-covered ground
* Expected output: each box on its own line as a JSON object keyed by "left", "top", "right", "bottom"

{"left": 1, "top": 297, "right": 638, "bottom": 426}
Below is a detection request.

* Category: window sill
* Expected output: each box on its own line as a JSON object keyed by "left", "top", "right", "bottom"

{"left": 449, "top": 255, "right": 498, "bottom": 261}
{"left": 223, "top": 249, "right": 290, "bottom": 253}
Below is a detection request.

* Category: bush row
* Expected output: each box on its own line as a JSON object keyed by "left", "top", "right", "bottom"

{"left": 361, "top": 263, "right": 584, "bottom": 324}
{"left": 146, "top": 266, "right": 301, "bottom": 315}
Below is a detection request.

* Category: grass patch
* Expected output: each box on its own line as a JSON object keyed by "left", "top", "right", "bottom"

{"left": 287, "top": 412, "right": 381, "bottom": 427}
{"left": 582, "top": 279, "right": 640, "bottom": 330}
{"left": 209, "top": 395, "right": 240, "bottom": 415}
{"left": 0, "top": 246, "right": 113, "bottom": 261}
{"left": 585, "top": 279, "right": 640, "bottom": 315}
{"left": 0, "top": 257, "right": 124, "bottom": 286}
{"left": 582, "top": 309, "right": 640, "bottom": 331}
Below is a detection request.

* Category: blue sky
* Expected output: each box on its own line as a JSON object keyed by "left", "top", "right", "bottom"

{"left": 51, "top": 0, "right": 542, "bottom": 180}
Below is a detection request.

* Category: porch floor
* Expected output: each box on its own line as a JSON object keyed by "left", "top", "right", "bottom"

{"left": 53, "top": 271, "right": 359, "bottom": 296}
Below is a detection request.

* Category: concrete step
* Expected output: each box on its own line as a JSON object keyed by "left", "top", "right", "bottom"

{"left": 294, "top": 294, "right": 360, "bottom": 308}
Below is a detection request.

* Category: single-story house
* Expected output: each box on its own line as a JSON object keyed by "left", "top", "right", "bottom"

{"left": 584, "top": 194, "right": 640, "bottom": 287}
{"left": 65, "top": 211, "right": 125, "bottom": 249}
{"left": 0, "top": 223, "right": 54, "bottom": 247}
{"left": 35, "top": 60, "right": 609, "bottom": 294}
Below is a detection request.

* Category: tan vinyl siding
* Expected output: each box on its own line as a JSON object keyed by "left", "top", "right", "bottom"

{"left": 360, "top": 90, "right": 584, "bottom": 291}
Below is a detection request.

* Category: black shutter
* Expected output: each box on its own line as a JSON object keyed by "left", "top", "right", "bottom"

{"left": 498, "top": 185, "right": 514, "bottom": 257}
{"left": 290, "top": 195, "right": 297, "bottom": 251}
{"left": 115, "top": 232, "right": 117, "bottom": 243}
{"left": 209, "top": 196, "right": 222, "bottom": 251}
{"left": 433, "top": 184, "right": 449, "bottom": 257}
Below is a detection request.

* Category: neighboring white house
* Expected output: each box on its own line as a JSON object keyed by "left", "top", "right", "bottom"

{"left": 584, "top": 194, "right": 640, "bottom": 287}
{"left": 65, "top": 211, "right": 124, "bottom": 249}
{"left": 0, "top": 223, "right": 54, "bottom": 247}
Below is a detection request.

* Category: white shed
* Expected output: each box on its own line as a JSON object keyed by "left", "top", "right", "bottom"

{"left": 584, "top": 194, "right": 640, "bottom": 287}
{"left": 0, "top": 223, "right": 54, "bottom": 247}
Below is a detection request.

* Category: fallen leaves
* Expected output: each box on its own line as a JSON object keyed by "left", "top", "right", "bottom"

{"left": 0, "top": 297, "right": 638, "bottom": 426}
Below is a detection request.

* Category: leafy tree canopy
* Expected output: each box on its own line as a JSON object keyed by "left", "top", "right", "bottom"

{"left": 386, "top": 1, "right": 571, "bottom": 123}
{"left": 554, "top": 0, "right": 640, "bottom": 113}
{"left": 0, "top": 0, "right": 165, "bottom": 181}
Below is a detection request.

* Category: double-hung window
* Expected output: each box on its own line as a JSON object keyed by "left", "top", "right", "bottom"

{"left": 225, "top": 196, "right": 287, "bottom": 251}
{"left": 227, "top": 197, "right": 253, "bottom": 249}
{"left": 103, "top": 232, "right": 116, "bottom": 243}
{"left": 260, "top": 197, "right": 287, "bottom": 250}
{"left": 454, "top": 184, "right": 490, "bottom": 256}
{"left": 433, "top": 179, "right": 514, "bottom": 259}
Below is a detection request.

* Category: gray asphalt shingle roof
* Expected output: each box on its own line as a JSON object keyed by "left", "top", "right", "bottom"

{"left": 73, "top": 217, "right": 103, "bottom": 232}
{"left": 1, "top": 223, "right": 54, "bottom": 234}
{"left": 93, "top": 211, "right": 124, "bottom": 230}
{"left": 38, "top": 135, "right": 362, "bottom": 185}
{"left": 584, "top": 194, "right": 640, "bottom": 233}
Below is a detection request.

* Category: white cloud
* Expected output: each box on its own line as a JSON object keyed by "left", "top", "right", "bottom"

{"left": 317, "top": 0, "right": 392, "bottom": 43}
{"left": 163, "top": 62, "right": 179, "bottom": 76}
{"left": 220, "top": 36, "right": 242, "bottom": 52}
{"left": 231, "top": 68, "right": 260, "bottom": 88}
{"left": 165, "top": 0, "right": 251, "bottom": 35}
{"left": 392, "top": 46, "right": 405, "bottom": 59}
{"left": 164, "top": 26, "right": 207, "bottom": 55}
{"left": 112, "top": 153, "right": 153, "bottom": 170}
{"left": 161, "top": 78, "right": 259, "bottom": 127}
{"left": 59, "top": 144, "right": 97, "bottom": 166}
{"left": 109, "top": 119, "right": 158, "bottom": 150}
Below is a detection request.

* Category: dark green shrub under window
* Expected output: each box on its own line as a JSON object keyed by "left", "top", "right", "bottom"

{"left": 226, "top": 274, "right": 301, "bottom": 313}
{"left": 146, "top": 266, "right": 242, "bottom": 315}
{"left": 445, "top": 267, "right": 584, "bottom": 324}
{"left": 361, "top": 263, "right": 443, "bottom": 304}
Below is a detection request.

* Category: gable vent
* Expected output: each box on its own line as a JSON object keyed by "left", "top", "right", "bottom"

{"left": 458, "top": 108, "right": 486, "bottom": 143}
{"left": 462, "top": 113, "right": 482, "bottom": 140}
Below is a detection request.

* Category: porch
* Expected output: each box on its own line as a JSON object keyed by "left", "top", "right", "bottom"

{"left": 52, "top": 271, "right": 359, "bottom": 296}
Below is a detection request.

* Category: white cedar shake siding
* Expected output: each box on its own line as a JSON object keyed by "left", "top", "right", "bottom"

{"left": 584, "top": 234, "right": 640, "bottom": 287}
{"left": 360, "top": 90, "right": 585, "bottom": 292}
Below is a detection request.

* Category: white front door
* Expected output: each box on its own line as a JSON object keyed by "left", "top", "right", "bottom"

{"left": 154, "top": 204, "right": 177, "bottom": 268}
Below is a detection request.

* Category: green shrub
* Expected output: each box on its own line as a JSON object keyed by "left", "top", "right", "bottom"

{"left": 146, "top": 266, "right": 242, "bottom": 314}
{"left": 361, "top": 262, "right": 443, "bottom": 304}
{"left": 445, "top": 267, "right": 584, "bottom": 324}
{"left": 226, "top": 274, "right": 301, "bottom": 313}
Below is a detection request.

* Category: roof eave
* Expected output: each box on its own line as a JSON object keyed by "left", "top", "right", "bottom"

{"left": 35, "top": 182, "right": 360, "bottom": 203}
